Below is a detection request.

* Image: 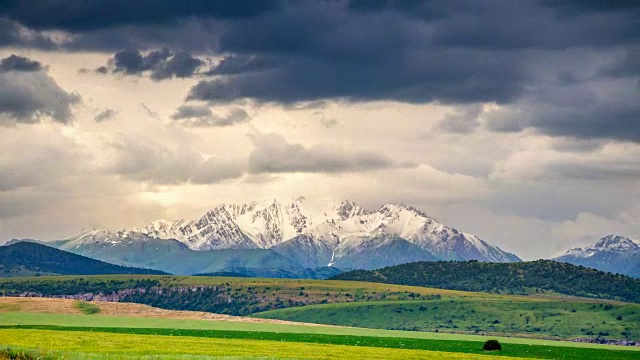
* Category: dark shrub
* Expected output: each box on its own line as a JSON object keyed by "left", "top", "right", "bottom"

{"left": 483, "top": 340, "right": 502, "bottom": 351}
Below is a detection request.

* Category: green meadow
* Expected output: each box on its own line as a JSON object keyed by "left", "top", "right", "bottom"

{"left": 1, "top": 311, "right": 639, "bottom": 359}
{"left": 255, "top": 298, "right": 640, "bottom": 340}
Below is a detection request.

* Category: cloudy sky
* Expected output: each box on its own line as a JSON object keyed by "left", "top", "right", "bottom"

{"left": 0, "top": 0, "right": 638, "bottom": 259}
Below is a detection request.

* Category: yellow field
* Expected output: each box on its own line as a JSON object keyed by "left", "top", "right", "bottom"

{"left": 0, "top": 329, "right": 523, "bottom": 360}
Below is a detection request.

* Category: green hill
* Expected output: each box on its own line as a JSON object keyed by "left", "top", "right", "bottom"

{"left": 0, "top": 242, "right": 167, "bottom": 277}
{"left": 331, "top": 260, "right": 640, "bottom": 303}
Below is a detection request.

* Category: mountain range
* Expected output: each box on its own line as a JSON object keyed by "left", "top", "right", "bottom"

{"left": 5, "top": 198, "right": 638, "bottom": 278}
{"left": 7, "top": 198, "right": 520, "bottom": 276}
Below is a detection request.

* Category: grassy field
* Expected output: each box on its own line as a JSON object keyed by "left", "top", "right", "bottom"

{"left": 1, "top": 311, "right": 639, "bottom": 358}
{"left": 73, "top": 301, "right": 101, "bottom": 314}
{"left": 0, "top": 328, "right": 512, "bottom": 360}
{"left": 255, "top": 298, "right": 640, "bottom": 340}
{"left": 2, "top": 311, "right": 639, "bottom": 350}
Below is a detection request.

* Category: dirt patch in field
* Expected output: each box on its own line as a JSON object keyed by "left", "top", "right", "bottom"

{"left": 0, "top": 297, "right": 327, "bottom": 326}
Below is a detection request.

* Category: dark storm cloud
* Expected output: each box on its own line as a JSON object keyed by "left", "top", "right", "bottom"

{"left": 205, "top": 55, "right": 285, "bottom": 75}
{"left": 2, "top": 1, "right": 638, "bottom": 141}
{"left": 248, "top": 133, "right": 415, "bottom": 174}
{"left": 100, "top": 48, "right": 204, "bottom": 80}
{"left": 151, "top": 51, "right": 204, "bottom": 80}
{"left": 0, "top": 17, "right": 56, "bottom": 49}
{"left": 0, "top": 0, "right": 278, "bottom": 31}
{"left": 0, "top": 54, "right": 43, "bottom": 72}
{"left": 0, "top": 55, "right": 80, "bottom": 124}
{"left": 485, "top": 78, "right": 640, "bottom": 142}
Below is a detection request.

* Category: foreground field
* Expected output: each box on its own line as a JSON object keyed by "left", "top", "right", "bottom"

{"left": 0, "top": 328, "right": 514, "bottom": 360}
{"left": 0, "top": 307, "right": 639, "bottom": 359}
{"left": 255, "top": 298, "right": 640, "bottom": 340}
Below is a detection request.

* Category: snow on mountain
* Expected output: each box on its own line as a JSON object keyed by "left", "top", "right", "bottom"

{"left": 554, "top": 235, "right": 640, "bottom": 278}
{"left": 131, "top": 198, "right": 521, "bottom": 264}
{"left": 557, "top": 235, "right": 640, "bottom": 258}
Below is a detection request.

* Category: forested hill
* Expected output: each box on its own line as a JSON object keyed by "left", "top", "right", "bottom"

{"left": 0, "top": 242, "right": 167, "bottom": 277}
{"left": 331, "top": 260, "right": 640, "bottom": 303}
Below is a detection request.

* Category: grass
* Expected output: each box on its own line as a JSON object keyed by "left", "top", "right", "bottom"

{"left": 0, "top": 329, "right": 520, "bottom": 360}
{"left": 73, "top": 301, "right": 101, "bottom": 315}
{"left": 254, "top": 298, "right": 640, "bottom": 340}
{"left": 3, "top": 311, "right": 639, "bottom": 350}
{"left": 2, "top": 325, "right": 640, "bottom": 360}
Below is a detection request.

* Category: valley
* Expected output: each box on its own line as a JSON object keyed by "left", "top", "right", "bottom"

{"left": 2, "top": 274, "right": 640, "bottom": 343}
{"left": 1, "top": 279, "right": 640, "bottom": 359}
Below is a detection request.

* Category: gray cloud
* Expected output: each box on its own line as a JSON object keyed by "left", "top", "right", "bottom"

{"left": 0, "top": 127, "right": 88, "bottom": 192}
{"left": 140, "top": 103, "right": 160, "bottom": 120}
{"left": 171, "top": 105, "right": 212, "bottom": 120}
{"left": 171, "top": 105, "right": 250, "bottom": 127}
{"left": 0, "top": 145, "right": 74, "bottom": 191}
{"left": 94, "top": 108, "right": 117, "bottom": 122}
{"left": 319, "top": 117, "right": 338, "bottom": 129}
{"left": 107, "top": 135, "right": 244, "bottom": 185}
{"left": 485, "top": 78, "right": 639, "bottom": 142}
{"left": 0, "top": 54, "right": 43, "bottom": 72}
{"left": 549, "top": 138, "right": 605, "bottom": 153}
{"left": 484, "top": 181, "right": 637, "bottom": 223}
{"left": 100, "top": 48, "right": 203, "bottom": 80}
{"left": 248, "top": 132, "right": 415, "bottom": 174}
{"left": 0, "top": 55, "right": 80, "bottom": 125}
{"left": 436, "top": 104, "right": 483, "bottom": 133}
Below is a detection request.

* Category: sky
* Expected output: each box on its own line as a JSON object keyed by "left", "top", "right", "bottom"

{"left": 0, "top": 0, "right": 638, "bottom": 260}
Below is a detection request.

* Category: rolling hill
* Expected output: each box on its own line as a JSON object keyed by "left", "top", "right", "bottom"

{"left": 331, "top": 260, "right": 640, "bottom": 303}
{"left": 0, "top": 242, "right": 167, "bottom": 277}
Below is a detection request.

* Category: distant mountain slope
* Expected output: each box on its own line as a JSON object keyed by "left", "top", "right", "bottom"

{"left": 10, "top": 232, "right": 320, "bottom": 277}
{"left": 554, "top": 235, "right": 640, "bottom": 278}
{"left": 329, "top": 234, "right": 437, "bottom": 270}
{"left": 0, "top": 242, "right": 167, "bottom": 277}
{"left": 332, "top": 260, "right": 640, "bottom": 303}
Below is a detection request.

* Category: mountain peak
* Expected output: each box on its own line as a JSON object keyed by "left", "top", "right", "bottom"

{"left": 554, "top": 235, "right": 640, "bottom": 278}
{"left": 594, "top": 235, "right": 639, "bottom": 250}
{"left": 334, "top": 200, "right": 368, "bottom": 220}
{"left": 380, "top": 203, "right": 430, "bottom": 218}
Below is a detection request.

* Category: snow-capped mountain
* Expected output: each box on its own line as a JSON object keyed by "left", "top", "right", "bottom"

{"left": 12, "top": 198, "right": 520, "bottom": 275}
{"left": 554, "top": 235, "right": 640, "bottom": 278}
{"left": 133, "top": 198, "right": 520, "bottom": 264}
